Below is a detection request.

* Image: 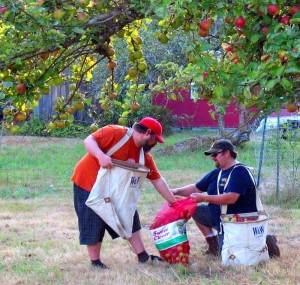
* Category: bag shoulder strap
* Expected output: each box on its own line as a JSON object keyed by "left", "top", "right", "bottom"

{"left": 218, "top": 164, "right": 263, "bottom": 215}
{"left": 105, "top": 128, "right": 145, "bottom": 165}
{"left": 106, "top": 128, "right": 133, "bottom": 156}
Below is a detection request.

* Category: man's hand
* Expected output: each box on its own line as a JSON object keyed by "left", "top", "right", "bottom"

{"left": 99, "top": 154, "right": 113, "bottom": 169}
{"left": 190, "top": 193, "right": 206, "bottom": 203}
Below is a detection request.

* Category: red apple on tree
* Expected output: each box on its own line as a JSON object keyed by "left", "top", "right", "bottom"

{"left": 257, "top": 8, "right": 265, "bottom": 16}
{"left": 15, "top": 111, "right": 27, "bottom": 122}
{"left": 107, "top": 59, "right": 117, "bottom": 69}
{"left": 280, "top": 15, "right": 290, "bottom": 25}
{"left": 198, "top": 29, "right": 209, "bottom": 37}
{"left": 131, "top": 102, "right": 140, "bottom": 111}
{"left": 261, "top": 54, "right": 270, "bottom": 62}
{"left": 1, "top": 6, "right": 8, "bottom": 15}
{"left": 109, "top": 91, "right": 117, "bottom": 100}
{"left": 262, "top": 26, "right": 269, "bottom": 35}
{"left": 235, "top": 17, "right": 246, "bottom": 28}
{"left": 202, "top": 72, "right": 209, "bottom": 80}
{"left": 76, "top": 12, "right": 89, "bottom": 22}
{"left": 199, "top": 20, "right": 210, "bottom": 31}
{"left": 16, "top": 83, "right": 26, "bottom": 94}
{"left": 290, "top": 6, "right": 300, "bottom": 15}
{"left": 225, "top": 46, "right": 233, "bottom": 52}
{"left": 225, "top": 17, "right": 235, "bottom": 24}
{"left": 267, "top": 4, "right": 279, "bottom": 16}
{"left": 278, "top": 51, "right": 288, "bottom": 63}
{"left": 285, "top": 102, "right": 298, "bottom": 113}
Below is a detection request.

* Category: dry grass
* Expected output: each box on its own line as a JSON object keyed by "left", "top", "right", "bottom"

{"left": 0, "top": 195, "right": 299, "bottom": 285}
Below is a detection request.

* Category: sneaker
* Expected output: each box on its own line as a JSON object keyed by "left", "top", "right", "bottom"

{"left": 139, "top": 255, "right": 164, "bottom": 264}
{"left": 91, "top": 260, "right": 108, "bottom": 269}
{"left": 266, "top": 234, "right": 280, "bottom": 258}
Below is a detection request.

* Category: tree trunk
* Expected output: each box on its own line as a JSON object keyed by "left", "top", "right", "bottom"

{"left": 216, "top": 109, "right": 226, "bottom": 136}
{"left": 238, "top": 102, "right": 250, "bottom": 130}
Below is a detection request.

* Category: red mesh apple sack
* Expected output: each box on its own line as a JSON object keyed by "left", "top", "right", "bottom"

{"left": 149, "top": 197, "right": 197, "bottom": 266}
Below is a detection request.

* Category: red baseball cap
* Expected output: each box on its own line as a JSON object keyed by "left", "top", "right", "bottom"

{"left": 138, "top": 117, "right": 164, "bottom": 143}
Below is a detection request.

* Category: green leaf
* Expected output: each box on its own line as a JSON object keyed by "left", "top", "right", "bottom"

{"left": 290, "top": 18, "right": 300, "bottom": 24}
{"left": 0, "top": 92, "right": 5, "bottom": 99}
{"left": 250, "top": 34, "right": 260, "bottom": 43}
{"left": 285, "top": 65, "right": 300, "bottom": 74}
{"left": 280, "top": 78, "right": 292, "bottom": 90}
{"left": 270, "top": 66, "right": 285, "bottom": 76}
{"left": 209, "top": 110, "right": 216, "bottom": 120}
{"left": 169, "top": 93, "right": 176, "bottom": 100}
{"left": 199, "top": 43, "right": 213, "bottom": 52}
{"left": 122, "top": 111, "right": 130, "bottom": 117}
{"left": 3, "top": 81, "right": 14, "bottom": 88}
{"left": 265, "top": 79, "right": 277, "bottom": 90}
{"left": 72, "top": 27, "right": 85, "bottom": 34}
{"left": 15, "top": 58, "right": 22, "bottom": 65}
{"left": 217, "top": 105, "right": 226, "bottom": 115}
{"left": 85, "top": 97, "right": 92, "bottom": 106}
{"left": 213, "top": 85, "right": 223, "bottom": 97}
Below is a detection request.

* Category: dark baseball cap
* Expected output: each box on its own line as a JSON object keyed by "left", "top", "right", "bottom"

{"left": 138, "top": 117, "right": 164, "bottom": 143}
{"left": 204, "top": 139, "right": 235, "bottom": 155}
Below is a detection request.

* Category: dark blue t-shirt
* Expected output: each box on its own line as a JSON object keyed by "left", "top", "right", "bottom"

{"left": 195, "top": 164, "right": 257, "bottom": 229}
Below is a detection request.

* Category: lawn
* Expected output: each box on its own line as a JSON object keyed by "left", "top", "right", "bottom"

{"left": 0, "top": 133, "right": 299, "bottom": 285}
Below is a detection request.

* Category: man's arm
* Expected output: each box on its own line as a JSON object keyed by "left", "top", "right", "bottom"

{"left": 172, "top": 184, "right": 200, "bottom": 197}
{"left": 190, "top": 192, "right": 240, "bottom": 205}
{"left": 84, "top": 135, "right": 113, "bottom": 168}
{"left": 150, "top": 177, "right": 177, "bottom": 203}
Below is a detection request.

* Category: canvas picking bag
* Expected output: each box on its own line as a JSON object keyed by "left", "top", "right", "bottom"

{"left": 219, "top": 165, "right": 270, "bottom": 267}
{"left": 85, "top": 128, "right": 150, "bottom": 239}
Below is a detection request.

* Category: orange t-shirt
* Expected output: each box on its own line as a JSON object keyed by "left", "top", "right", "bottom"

{"left": 71, "top": 125, "right": 161, "bottom": 191}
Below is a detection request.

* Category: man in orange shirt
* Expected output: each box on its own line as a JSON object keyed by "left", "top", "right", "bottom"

{"left": 71, "top": 117, "right": 177, "bottom": 269}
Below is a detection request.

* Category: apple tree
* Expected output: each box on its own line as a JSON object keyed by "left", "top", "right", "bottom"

{"left": 0, "top": 0, "right": 299, "bottom": 134}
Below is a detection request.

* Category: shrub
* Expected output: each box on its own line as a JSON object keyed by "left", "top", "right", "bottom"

{"left": 18, "top": 116, "right": 90, "bottom": 138}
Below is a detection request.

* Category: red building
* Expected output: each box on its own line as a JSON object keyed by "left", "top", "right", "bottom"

{"left": 153, "top": 88, "right": 248, "bottom": 128}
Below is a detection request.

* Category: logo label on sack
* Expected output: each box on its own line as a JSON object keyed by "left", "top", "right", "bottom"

{"left": 252, "top": 225, "right": 265, "bottom": 237}
{"left": 149, "top": 219, "right": 187, "bottom": 251}
{"left": 130, "top": 176, "right": 141, "bottom": 187}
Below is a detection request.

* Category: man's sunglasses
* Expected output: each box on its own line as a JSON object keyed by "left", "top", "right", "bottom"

{"left": 211, "top": 150, "right": 225, "bottom": 157}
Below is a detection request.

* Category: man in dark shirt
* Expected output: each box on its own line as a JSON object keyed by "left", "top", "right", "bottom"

{"left": 172, "top": 139, "right": 280, "bottom": 258}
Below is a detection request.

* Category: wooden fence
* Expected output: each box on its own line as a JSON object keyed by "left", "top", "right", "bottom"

{"left": 33, "top": 81, "right": 93, "bottom": 124}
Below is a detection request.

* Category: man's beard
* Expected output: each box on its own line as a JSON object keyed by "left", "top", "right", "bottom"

{"left": 143, "top": 143, "right": 156, "bottom": 153}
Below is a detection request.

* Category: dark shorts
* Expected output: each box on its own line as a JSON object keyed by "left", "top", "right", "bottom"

{"left": 193, "top": 204, "right": 217, "bottom": 229}
{"left": 73, "top": 184, "right": 141, "bottom": 245}
{"left": 192, "top": 204, "right": 224, "bottom": 249}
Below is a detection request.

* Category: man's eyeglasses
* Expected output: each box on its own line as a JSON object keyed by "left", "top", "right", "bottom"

{"left": 211, "top": 150, "right": 225, "bottom": 158}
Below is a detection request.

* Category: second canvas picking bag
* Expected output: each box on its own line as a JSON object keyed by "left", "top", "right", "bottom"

{"left": 85, "top": 128, "right": 149, "bottom": 239}
{"left": 219, "top": 165, "right": 270, "bottom": 267}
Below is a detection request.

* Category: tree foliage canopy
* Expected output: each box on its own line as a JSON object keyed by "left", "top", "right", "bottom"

{"left": 0, "top": 0, "right": 299, "bottom": 133}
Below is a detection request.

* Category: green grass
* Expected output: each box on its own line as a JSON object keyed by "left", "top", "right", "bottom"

{"left": 0, "top": 132, "right": 299, "bottom": 208}
{"left": 0, "top": 137, "right": 85, "bottom": 198}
